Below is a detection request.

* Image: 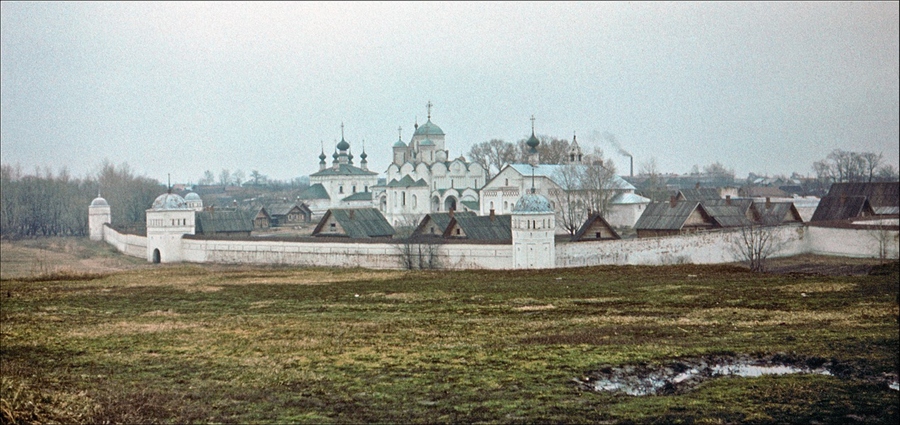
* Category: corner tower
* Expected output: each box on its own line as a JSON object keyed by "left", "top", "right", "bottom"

{"left": 88, "top": 195, "right": 111, "bottom": 241}
{"left": 511, "top": 190, "right": 556, "bottom": 269}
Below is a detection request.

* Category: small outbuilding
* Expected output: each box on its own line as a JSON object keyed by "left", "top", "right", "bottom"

{"left": 312, "top": 208, "right": 395, "bottom": 239}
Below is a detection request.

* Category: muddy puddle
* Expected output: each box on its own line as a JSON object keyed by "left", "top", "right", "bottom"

{"left": 576, "top": 354, "right": 899, "bottom": 396}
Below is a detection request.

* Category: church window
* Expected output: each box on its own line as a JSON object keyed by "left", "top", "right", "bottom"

{"left": 451, "top": 179, "right": 454, "bottom": 188}
{"left": 365, "top": 185, "right": 368, "bottom": 192}
{"left": 505, "top": 179, "right": 509, "bottom": 186}
{"left": 352, "top": 185, "right": 356, "bottom": 193}
{"left": 412, "top": 195, "right": 417, "bottom": 208}
{"left": 339, "top": 186, "right": 344, "bottom": 194}
{"left": 402, "top": 192, "right": 406, "bottom": 206}
{"left": 504, "top": 201, "right": 508, "bottom": 211}
{"left": 490, "top": 201, "right": 494, "bottom": 209}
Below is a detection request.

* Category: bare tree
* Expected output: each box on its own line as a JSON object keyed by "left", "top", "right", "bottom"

{"left": 734, "top": 224, "right": 784, "bottom": 272}
{"left": 867, "top": 221, "right": 898, "bottom": 260}
{"left": 218, "top": 169, "right": 232, "bottom": 186}
{"left": 580, "top": 150, "right": 618, "bottom": 219}
{"left": 859, "top": 152, "right": 883, "bottom": 183}
{"left": 549, "top": 164, "right": 586, "bottom": 235}
{"left": 467, "top": 139, "right": 516, "bottom": 179}
{"left": 395, "top": 237, "right": 443, "bottom": 269}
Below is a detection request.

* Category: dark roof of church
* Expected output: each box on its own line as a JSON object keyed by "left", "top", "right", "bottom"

{"left": 342, "top": 191, "right": 374, "bottom": 202}
{"left": 309, "top": 164, "right": 377, "bottom": 177}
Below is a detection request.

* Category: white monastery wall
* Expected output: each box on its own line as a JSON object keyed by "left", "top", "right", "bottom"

{"left": 806, "top": 226, "right": 899, "bottom": 259}
{"left": 180, "top": 239, "right": 514, "bottom": 270}
{"left": 102, "top": 225, "right": 147, "bottom": 259}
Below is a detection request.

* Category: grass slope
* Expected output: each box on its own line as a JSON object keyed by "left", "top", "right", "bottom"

{"left": 1, "top": 239, "right": 897, "bottom": 424}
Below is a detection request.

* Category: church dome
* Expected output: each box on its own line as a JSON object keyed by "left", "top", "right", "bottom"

{"left": 393, "top": 139, "right": 407, "bottom": 148}
{"left": 151, "top": 193, "right": 188, "bottom": 210}
{"left": 512, "top": 193, "right": 553, "bottom": 214}
{"left": 413, "top": 120, "right": 444, "bottom": 136}
{"left": 184, "top": 192, "right": 201, "bottom": 201}
{"left": 90, "top": 196, "right": 108, "bottom": 207}
{"left": 419, "top": 138, "right": 435, "bottom": 146}
{"left": 526, "top": 132, "right": 540, "bottom": 152}
{"left": 336, "top": 138, "right": 350, "bottom": 151}
{"left": 319, "top": 151, "right": 327, "bottom": 161}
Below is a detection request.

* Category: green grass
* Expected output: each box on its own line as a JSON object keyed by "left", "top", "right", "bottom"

{"left": 1, "top": 254, "right": 898, "bottom": 424}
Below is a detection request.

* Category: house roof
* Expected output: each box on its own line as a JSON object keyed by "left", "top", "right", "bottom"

{"left": 810, "top": 196, "right": 874, "bottom": 222}
{"left": 702, "top": 204, "right": 753, "bottom": 228}
{"left": 740, "top": 186, "right": 789, "bottom": 198}
{"left": 677, "top": 188, "right": 721, "bottom": 201}
{"left": 571, "top": 213, "right": 621, "bottom": 241}
{"left": 701, "top": 198, "right": 754, "bottom": 215}
{"left": 634, "top": 201, "right": 711, "bottom": 231}
{"left": 460, "top": 200, "right": 479, "bottom": 211}
{"left": 298, "top": 184, "right": 330, "bottom": 200}
{"left": 312, "top": 208, "right": 395, "bottom": 238}
{"left": 825, "top": 182, "right": 899, "bottom": 209}
{"left": 412, "top": 212, "right": 476, "bottom": 236}
{"left": 752, "top": 202, "right": 803, "bottom": 225}
{"left": 195, "top": 210, "right": 253, "bottom": 234}
{"left": 444, "top": 214, "right": 512, "bottom": 241}
{"left": 309, "top": 164, "right": 377, "bottom": 177}
{"left": 241, "top": 205, "right": 270, "bottom": 220}
{"left": 611, "top": 193, "right": 652, "bottom": 205}
{"left": 264, "top": 203, "right": 301, "bottom": 216}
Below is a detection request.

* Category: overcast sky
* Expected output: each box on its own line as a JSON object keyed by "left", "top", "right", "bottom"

{"left": 2, "top": 2, "right": 898, "bottom": 183}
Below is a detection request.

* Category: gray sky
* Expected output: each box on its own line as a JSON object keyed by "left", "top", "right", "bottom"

{"left": 2, "top": 2, "right": 898, "bottom": 183}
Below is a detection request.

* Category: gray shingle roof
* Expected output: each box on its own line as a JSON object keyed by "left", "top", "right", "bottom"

{"left": 678, "top": 188, "right": 721, "bottom": 201}
{"left": 634, "top": 201, "right": 708, "bottom": 231}
{"left": 811, "top": 196, "right": 873, "bottom": 222}
{"left": 298, "top": 184, "right": 330, "bottom": 200}
{"left": 752, "top": 202, "right": 803, "bottom": 225}
{"left": 444, "top": 214, "right": 512, "bottom": 241}
{"left": 195, "top": 210, "right": 253, "bottom": 234}
{"left": 824, "top": 182, "right": 899, "bottom": 209}
{"left": 702, "top": 204, "right": 753, "bottom": 228}
{"left": 342, "top": 191, "right": 374, "bottom": 202}
{"left": 313, "top": 208, "right": 395, "bottom": 238}
{"left": 264, "top": 203, "right": 301, "bottom": 216}
{"left": 412, "top": 212, "right": 476, "bottom": 237}
{"left": 572, "top": 213, "right": 621, "bottom": 241}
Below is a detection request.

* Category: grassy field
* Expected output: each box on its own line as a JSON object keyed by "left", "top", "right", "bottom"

{"left": 1, "top": 238, "right": 898, "bottom": 424}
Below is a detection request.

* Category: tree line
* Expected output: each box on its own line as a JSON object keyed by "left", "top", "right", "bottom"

{"left": 1, "top": 161, "right": 163, "bottom": 239}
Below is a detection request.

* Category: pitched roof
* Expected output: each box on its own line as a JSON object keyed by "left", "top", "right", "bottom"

{"left": 460, "top": 200, "right": 480, "bottom": 211}
{"left": 572, "top": 213, "right": 621, "bottom": 241}
{"left": 739, "top": 186, "right": 789, "bottom": 198}
{"left": 751, "top": 201, "right": 803, "bottom": 225}
{"left": 412, "top": 212, "right": 476, "bottom": 237}
{"left": 342, "top": 191, "right": 374, "bottom": 202}
{"left": 309, "top": 164, "right": 377, "bottom": 177}
{"left": 387, "top": 175, "right": 429, "bottom": 187}
{"left": 677, "top": 188, "right": 721, "bottom": 201}
{"left": 298, "top": 183, "right": 330, "bottom": 200}
{"left": 634, "top": 201, "right": 713, "bottom": 231}
{"left": 195, "top": 210, "right": 253, "bottom": 234}
{"left": 444, "top": 214, "right": 512, "bottom": 241}
{"left": 264, "top": 203, "right": 301, "bottom": 216}
{"left": 825, "top": 182, "right": 899, "bottom": 209}
{"left": 810, "top": 196, "right": 874, "bottom": 222}
{"left": 702, "top": 204, "right": 753, "bottom": 228}
{"left": 312, "top": 208, "right": 395, "bottom": 238}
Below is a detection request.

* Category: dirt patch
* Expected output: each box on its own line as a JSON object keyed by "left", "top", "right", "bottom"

{"left": 762, "top": 255, "right": 894, "bottom": 276}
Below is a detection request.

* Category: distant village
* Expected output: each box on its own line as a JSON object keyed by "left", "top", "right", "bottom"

{"left": 82, "top": 104, "right": 899, "bottom": 269}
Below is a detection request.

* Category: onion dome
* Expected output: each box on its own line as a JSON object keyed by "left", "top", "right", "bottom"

{"left": 393, "top": 138, "right": 407, "bottom": 148}
{"left": 360, "top": 150, "right": 368, "bottom": 161}
{"left": 512, "top": 193, "right": 553, "bottom": 214}
{"left": 151, "top": 193, "right": 188, "bottom": 210}
{"left": 90, "top": 196, "right": 108, "bottom": 207}
{"left": 526, "top": 131, "right": 540, "bottom": 153}
{"left": 413, "top": 120, "right": 444, "bottom": 136}
{"left": 336, "top": 137, "right": 350, "bottom": 151}
{"left": 319, "top": 150, "right": 327, "bottom": 162}
{"left": 332, "top": 150, "right": 339, "bottom": 160}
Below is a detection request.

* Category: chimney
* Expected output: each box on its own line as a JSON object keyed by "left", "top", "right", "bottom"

{"left": 449, "top": 209, "right": 454, "bottom": 219}
{"left": 765, "top": 197, "right": 771, "bottom": 210}
{"left": 725, "top": 195, "right": 731, "bottom": 206}
{"left": 232, "top": 199, "right": 237, "bottom": 207}
{"left": 695, "top": 182, "right": 701, "bottom": 189}
{"left": 670, "top": 195, "right": 677, "bottom": 208}
{"left": 489, "top": 209, "right": 495, "bottom": 221}
{"left": 349, "top": 209, "right": 355, "bottom": 219}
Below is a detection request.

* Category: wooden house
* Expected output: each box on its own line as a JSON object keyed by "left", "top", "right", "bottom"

{"left": 312, "top": 208, "right": 395, "bottom": 239}
{"left": 411, "top": 211, "right": 476, "bottom": 238}
{"left": 751, "top": 199, "right": 804, "bottom": 225}
{"left": 813, "top": 182, "right": 899, "bottom": 219}
{"left": 634, "top": 199, "right": 719, "bottom": 238}
{"left": 571, "top": 213, "right": 621, "bottom": 241}
{"left": 443, "top": 212, "right": 512, "bottom": 241}
{"left": 265, "top": 203, "right": 311, "bottom": 226}
{"left": 242, "top": 206, "right": 271, "bottom": 229}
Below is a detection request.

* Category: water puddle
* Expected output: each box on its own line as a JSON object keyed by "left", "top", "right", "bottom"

{"left": 577, "top": 354, "right": 898, "bottom": 396}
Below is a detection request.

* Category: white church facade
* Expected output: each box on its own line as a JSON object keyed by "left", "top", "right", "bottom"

{"left": 373, "top": 103, "right": 487, "bottom": 226}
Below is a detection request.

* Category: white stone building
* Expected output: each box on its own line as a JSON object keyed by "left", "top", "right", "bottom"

{"left": 375, "top": 103, "right": 487, "bottom": 226}
{"left": 145, "top": 192, "right": 195, "bottom": 263}
{"left": 511, "top": 191, "right": 556, "bottom": 269}
{"left": 88, "top": 195, "right": 111, "bottom": 241}
{"left": 304, "top": 127, "right": 379, "bottom": 218}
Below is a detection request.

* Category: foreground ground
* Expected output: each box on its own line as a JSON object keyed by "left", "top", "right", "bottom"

{"left": 1, "top": 238, "right": 898, "bottom": 423}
